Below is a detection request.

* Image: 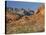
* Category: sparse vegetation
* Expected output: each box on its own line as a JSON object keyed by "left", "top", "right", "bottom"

{"left": 5, "top": 4, "right": 45, "bottom": 34}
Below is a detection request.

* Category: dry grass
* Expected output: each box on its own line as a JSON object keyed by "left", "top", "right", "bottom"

{"left": 5, "top": 5, "right": 45, "bottom": 34}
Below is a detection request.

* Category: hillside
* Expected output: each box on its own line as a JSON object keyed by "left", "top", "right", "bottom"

{"left": 5, "top": 5, "right": 45, "bottom": 34}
